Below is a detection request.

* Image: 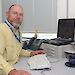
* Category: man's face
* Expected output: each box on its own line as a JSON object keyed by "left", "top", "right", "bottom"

{"left": 6, "top": 5, "right": 23, "bottom": 28}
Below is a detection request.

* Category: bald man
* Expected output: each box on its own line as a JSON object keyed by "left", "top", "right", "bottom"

{"left": 0, "top": 4, "right": 45, "bottom": 75}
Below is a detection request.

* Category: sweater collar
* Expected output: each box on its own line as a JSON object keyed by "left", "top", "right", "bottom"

{"left": 5, "top": 20, "right": 19, "bottom": 32}
{"left": 4, "top": 20, "right": 21, "bottom": 43}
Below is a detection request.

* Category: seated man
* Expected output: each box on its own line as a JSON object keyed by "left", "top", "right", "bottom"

{"left": 0, "top": 4, "right": 45, "bottom": 75}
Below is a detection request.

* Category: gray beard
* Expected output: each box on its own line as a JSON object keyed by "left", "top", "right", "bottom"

{"left": 15, "top": 26, "right": 20, "bottom": 30}
{"left": 7, "top": 19, "right": 20, "bottom": 30}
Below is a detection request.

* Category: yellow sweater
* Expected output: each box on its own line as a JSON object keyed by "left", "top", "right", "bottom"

{"left": 0, "top": 20, "right": 31, "bottom": 75}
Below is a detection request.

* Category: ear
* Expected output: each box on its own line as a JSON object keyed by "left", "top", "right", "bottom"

{"left": 6, "top": 11, "right": 9, "bottom": 18}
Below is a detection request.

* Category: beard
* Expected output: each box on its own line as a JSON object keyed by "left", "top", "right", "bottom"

{"left": 8, "top": 19, "right": 21, "bottom": 29}
{"left": 12, "top": 22, "right": 21, "bottom": 29}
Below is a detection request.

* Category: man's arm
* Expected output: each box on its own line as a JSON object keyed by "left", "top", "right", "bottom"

{"left": 0, "top": 54, "right": 15, "bottom": 75}
{"left": 8, "top": 69, "right": 31, "bottom": 75}
{"left": 20, "top": 49, "right": 45, "bottom": 57}
{"left": 20, "top": 49, "right": 31, "bottom": 56}
{"left": 0, "top": 27, "right": 31, "bottom": 75}
{"left": 0, "top": 28, "right": 15, "bottom": 74}
{"left": 0, "top": 54, "right": 31, "bottom": 75}
{"left": 30, "top": 50, "right": 45, "bottom": 56}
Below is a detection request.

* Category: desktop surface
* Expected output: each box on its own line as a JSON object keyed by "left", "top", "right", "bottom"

{"left": 13, "top": 56, "right": 75, "bottom": 75}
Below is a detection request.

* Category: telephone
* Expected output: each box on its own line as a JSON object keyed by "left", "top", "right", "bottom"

{"left": 23, "top": 37, "right": 43, "bottom": 51}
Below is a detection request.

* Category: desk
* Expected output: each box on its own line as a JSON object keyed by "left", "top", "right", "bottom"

{"left": 13, "top": 56, "right": 75, "bottom": 75}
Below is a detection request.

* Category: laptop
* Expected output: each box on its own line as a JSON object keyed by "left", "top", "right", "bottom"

{"left": 49, "top": 19, "right": 75, "bottom": 46}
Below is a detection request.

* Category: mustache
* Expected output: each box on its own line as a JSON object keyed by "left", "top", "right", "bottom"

{"left": 15, "top": 18, "right": 20, "bottom": 21}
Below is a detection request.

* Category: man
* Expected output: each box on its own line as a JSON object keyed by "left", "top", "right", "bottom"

{"left": 0, "top": 4, "right": 45, "bottom": 75}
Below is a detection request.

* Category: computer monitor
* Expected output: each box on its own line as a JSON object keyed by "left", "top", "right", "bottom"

{"left": 57, "top": 19, "right": 75, "bottom": 41}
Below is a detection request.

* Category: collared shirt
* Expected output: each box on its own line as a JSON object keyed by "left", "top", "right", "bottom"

{"left": 0, "top": 20, "right": 31, "bottom": 75}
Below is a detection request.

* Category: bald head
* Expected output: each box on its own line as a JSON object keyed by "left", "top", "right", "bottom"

{"left": 6, "top": 4, "right": 23, "bottom": 29}
{"left": 9, "top": 4, "right": 23, "bottom": 12}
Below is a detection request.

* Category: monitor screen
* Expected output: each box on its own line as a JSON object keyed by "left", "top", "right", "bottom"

{"left": 57, "top": 19, "right": 75, "bottom": 41}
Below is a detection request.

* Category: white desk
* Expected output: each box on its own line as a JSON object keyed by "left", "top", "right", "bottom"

{"left": 13, "top": 56, "right": 75, "bottom": 75}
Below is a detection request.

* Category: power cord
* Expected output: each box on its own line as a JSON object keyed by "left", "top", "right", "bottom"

{"left": 41, "top": 68, "right": 51, "bottom": 75}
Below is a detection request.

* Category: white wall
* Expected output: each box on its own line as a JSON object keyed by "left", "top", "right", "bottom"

{"left": 19, "top": 0, "right": 57, "bottom": 33}
{"left": 1, "top": 0, "right": 67, "bottom": 23}
{"left": 68, "top": 0, "right": 75, "bottom": 18}
{"left": 2, "top": 0, "right": 57, "bottom": 33}
{"left": 57, "top": 0, "right": 66, "bottom": 20}
{"left": 1, "top": 0, "right": 75, "bottom": 28}
{"left": 0, "top": 0, "right": 2, "bottom": 22}
{"left": 57, "top": 0, "right": 75, "bottom": 19}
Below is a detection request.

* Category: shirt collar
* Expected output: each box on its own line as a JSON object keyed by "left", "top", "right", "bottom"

{"left": 5, "top": 20, "right": 19, "bottom": 32}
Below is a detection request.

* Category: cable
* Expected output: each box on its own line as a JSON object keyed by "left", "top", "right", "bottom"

{"left": 41, "top": 68, "right": 51, "bottom": 75}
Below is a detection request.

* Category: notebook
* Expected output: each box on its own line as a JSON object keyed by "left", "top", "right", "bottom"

{"left": 27, "top": 54, "right": 51, "bottom": 70}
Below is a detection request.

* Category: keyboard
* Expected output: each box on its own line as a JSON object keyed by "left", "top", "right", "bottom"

{"left": 44, "top": 38, "right": 73, "bottom": 46}
{"left": 51, "top": 38, "right": 73, "bottom": 45}
{"left": 52, "top": 38, "right": 73, "bottom": 41}
{"left": 27, "top": 54, "right": 51, "bottom": 70}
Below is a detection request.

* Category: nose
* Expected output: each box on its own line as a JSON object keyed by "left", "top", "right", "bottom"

{"left": 17, "top": 14, "right": 20, "bottom": 18}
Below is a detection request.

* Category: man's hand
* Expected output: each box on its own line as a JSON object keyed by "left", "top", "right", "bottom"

{"left": 8, "top": 69, "right": 31, "bottom": 75}
{"left": 30, "top": 50, "right": 45, "bottom": 56}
